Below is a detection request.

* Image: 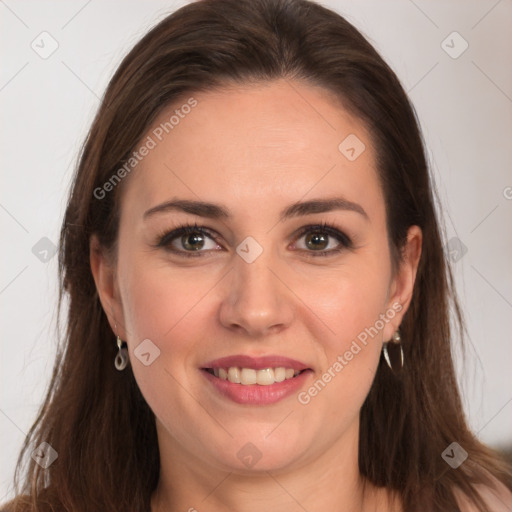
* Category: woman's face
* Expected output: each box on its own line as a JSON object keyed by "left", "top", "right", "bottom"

{"left": 92, "top": 78, "right": 421, "bottom": 474}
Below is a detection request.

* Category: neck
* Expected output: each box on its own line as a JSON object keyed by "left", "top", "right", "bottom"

{"left": 150, "top": 418, "right": 396, "bottom": 512}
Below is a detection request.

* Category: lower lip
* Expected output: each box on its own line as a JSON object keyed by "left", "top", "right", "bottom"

{"left": 201, "top": 369, "right": 312, "bottom": 405}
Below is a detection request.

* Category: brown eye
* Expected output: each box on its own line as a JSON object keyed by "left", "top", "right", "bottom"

{"left": 305, "top": 231, "right": 329, "bottom": 251}
{"left": 156, "top": 224, "right": 222, "bottom": 256}
{"left": 181, "top": 232, "right": 206, "bottom": 251}
{"left": 293, "top": 223, "right": 353, "bottom": 257}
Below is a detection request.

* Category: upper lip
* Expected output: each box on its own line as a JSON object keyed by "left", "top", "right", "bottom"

{"left": 202, "top": 355, "right": 310, "bottom": 371}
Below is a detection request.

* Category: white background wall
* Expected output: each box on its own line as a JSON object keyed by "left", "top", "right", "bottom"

{"left": 1, "top": 0, "right": 511, "bottom": 502}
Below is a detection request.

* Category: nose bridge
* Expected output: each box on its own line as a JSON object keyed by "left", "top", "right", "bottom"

{"left": 218, "top": 240, "right": 294, "bottom": 336}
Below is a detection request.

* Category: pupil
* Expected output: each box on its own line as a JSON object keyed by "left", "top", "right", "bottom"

{"left": 306, "top": 232, "right": 328, "bottom": 250}
{"left": 182, "top": 233, "right": 204, "bottom": 250}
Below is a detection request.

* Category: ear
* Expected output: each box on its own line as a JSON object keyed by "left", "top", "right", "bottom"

{"left": 382, "top": 225, "right": 422, "bottom": 342}
{"left": 89, "top": 234, "right": 127, "bottom": 340}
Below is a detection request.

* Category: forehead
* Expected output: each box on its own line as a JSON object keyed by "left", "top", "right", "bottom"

{"left": 120, "top": 79, "right": 385, "bottom": 225}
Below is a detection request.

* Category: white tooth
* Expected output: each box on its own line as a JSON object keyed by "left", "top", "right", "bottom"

{"left": 218, "top": 368, "right": 228, "bottom": 380}
{"left": 227, "top": 366, "right": 241, "bottom": 384}
{"left": 274, "top": 367, "right": 286, "bottom": 382}
{"left": 240, "top": 368, "right": 257, "bottom": 385}
{"left": 213, "top": 368, "right": 219, "bottom": 377}
{"left": 285, "top": 368, "right": 295, "bottom": 380}
{"left": 257, "top": 368, "right": 275, "bottom": 385}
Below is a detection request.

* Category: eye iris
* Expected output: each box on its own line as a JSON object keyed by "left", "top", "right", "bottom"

{"left": 182, "top": 232, "right": 204, "bottom": 250}
{"left": 306, "top": 231, "right": 328, "bottom": 250}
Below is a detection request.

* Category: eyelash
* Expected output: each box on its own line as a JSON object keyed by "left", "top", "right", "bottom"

{"left": 154, "top": 221, "right": 353, "bottom": 258}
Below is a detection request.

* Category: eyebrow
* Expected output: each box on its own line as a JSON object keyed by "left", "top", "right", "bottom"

{"left": 143, "top": 197, "right": 369, "bottom": 222}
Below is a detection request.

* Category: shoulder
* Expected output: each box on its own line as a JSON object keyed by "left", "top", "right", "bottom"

{"left": 454, "top": 478, "right": 512, "bottom": 511}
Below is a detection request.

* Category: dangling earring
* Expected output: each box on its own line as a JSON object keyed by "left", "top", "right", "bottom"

{"left": 383, "top": 329, "right": 404, "bottom": 372}
{"left": 114, "top": 335, "right": 129, "bottom": 371}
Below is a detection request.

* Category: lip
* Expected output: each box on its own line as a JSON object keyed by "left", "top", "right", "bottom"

{"left": 201, "top": 367, "right": 313, "bottom": 405}
{"left": 202, "top": 354, "right": 310, "bottom": 371}
{"left": 201, "top": 355, "right": 313, "bottom": 405}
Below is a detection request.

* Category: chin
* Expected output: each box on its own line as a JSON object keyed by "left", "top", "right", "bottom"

{"left": 208, "top": 427, "right": 310, "bottom": 474}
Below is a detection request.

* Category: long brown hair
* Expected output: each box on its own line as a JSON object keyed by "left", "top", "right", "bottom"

{"left": 5, "top": 0, "right": 511, "bottom": 510}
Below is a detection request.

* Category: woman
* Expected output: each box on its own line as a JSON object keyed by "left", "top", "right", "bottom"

{"left": 4, "top": 0, "right": 512, "bottom": 510}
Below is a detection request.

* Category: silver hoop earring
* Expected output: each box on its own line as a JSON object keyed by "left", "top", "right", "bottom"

{"left": 383, "top": 330, "right": 404, "bottom": 372}
{"left": 114, "top": 335, "right": 129, "bottom": 371}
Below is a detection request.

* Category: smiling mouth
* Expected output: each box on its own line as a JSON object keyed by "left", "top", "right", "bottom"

{"left": 203, "top": 367, "right": 310, "bottom": 385}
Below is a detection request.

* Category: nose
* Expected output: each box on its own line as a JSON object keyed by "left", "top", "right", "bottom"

{"left": 218, "top": 248, "right": 295, "bottom": 338}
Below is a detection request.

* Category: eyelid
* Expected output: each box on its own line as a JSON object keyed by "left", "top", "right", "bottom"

{"left": 292, "top": 222, "right": 353, "bottom": 247}
{"left": 153, "top": 221, "right": 353, "bottom": 257}
{"left": 154, "top": 223, "right": 222, "bottom": 252}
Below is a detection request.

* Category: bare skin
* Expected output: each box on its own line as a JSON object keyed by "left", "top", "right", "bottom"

{"left": 90, "top": 78, "right": 422, "bottom": 512}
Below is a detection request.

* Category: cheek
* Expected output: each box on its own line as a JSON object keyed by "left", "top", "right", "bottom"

{"left": 297, "top": 280, "right": 387, "bottom": 421}
{"left": 117, "top": 250, "right": 225, "bottom": 390}
{"left": 117, "top": 259, "right": 211, "bottom": 419}
{"left": 118, "top": 254, "right": 216, "bottom": 342}
{"left": 299, "top": 262, "right": 390, "bottom": 349}
{"left": 295, "top": 262, "right": 390, "bottom": 404}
